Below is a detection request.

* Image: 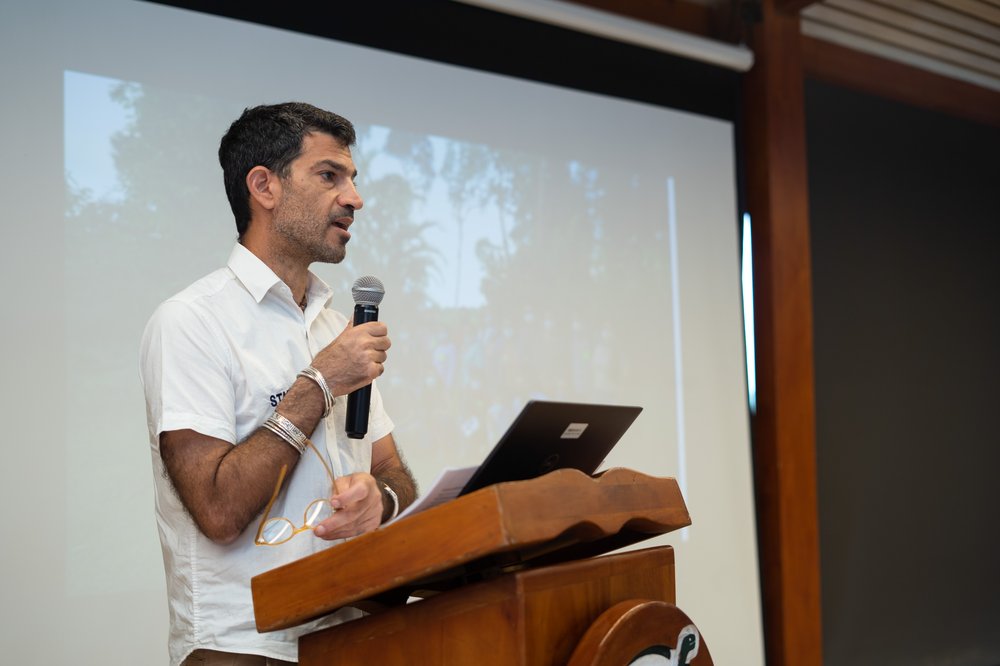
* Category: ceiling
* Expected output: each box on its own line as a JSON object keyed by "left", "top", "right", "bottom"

{"left": 800, "top": 0, "right": 1000, "bottom": 92}
{"left": 486, "top": 0, "right": 999, "bottom": 100}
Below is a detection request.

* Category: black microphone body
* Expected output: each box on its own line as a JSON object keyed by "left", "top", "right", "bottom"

{"left": 345, "top": 303, "right": 378, "bottom": 438}
{"left": 345, "top": 276, "right": 385, "bottom": 439}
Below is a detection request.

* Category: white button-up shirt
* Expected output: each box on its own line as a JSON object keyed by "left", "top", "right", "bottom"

{"left": 140, "top": 244, "right": 393, "bottom": 665}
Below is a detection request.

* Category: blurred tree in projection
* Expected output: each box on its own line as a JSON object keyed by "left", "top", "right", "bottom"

{"left": 65, "top": 77, "right": 671, "bottom": 480}
{"left": 64, "top": 79, "right": 237, "bottom": 592}
{"left": 340, "top": 127, "right": 441, "bottom": 445}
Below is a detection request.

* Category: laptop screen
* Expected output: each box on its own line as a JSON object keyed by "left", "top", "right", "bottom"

{"left": 458, "top": 400, "right": 643, "bottom": 495}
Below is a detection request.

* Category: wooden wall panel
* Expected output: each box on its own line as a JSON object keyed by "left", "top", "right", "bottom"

{"left": 802, "top": 34, "right": 1000, "bottom": 128}
{"left": 741, "top": 2, "right": 824, "bottom": 665}
{"left": 563, "top": 4, "right": 997, "bottom": 666}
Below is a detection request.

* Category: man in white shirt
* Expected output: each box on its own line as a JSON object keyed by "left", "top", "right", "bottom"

{"left": 140, "top": 102, "right": 417, "bottom": 666}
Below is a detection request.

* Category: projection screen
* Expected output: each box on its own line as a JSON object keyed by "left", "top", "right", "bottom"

{"left": 0, "top": 1, "right": 763, "bottom": 663}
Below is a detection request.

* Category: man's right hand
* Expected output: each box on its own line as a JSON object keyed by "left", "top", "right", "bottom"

{"left": 311, "top": 320, "right": 391, "bottom": 397}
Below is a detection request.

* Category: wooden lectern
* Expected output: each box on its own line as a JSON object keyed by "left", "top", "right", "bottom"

{"left": 252, "top": 468, "right": 713, "bottom": 665}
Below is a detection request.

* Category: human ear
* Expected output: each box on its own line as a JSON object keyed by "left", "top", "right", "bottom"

{"left": 246, "top": 166, "right": 281, "bottom": 212}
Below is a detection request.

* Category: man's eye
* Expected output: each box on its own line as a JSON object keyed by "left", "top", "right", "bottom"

{"left": 320, "top": 172, "right": 335, "bottom": 181}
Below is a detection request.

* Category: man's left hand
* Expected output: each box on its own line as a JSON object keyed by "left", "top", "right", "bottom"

{"left": 312, "top": 473, "right": 383, "bottom": 540}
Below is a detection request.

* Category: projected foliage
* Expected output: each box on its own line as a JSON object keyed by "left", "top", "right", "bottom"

{"left": 65, "top": 76, "right": 667, "bottom": 462}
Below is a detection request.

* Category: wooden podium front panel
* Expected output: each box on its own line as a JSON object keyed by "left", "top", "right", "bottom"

{"left": 520, "top": 547, "right": 675, "bottom": 665}
{"left": 299, "top": 572, "right": 524, "bottom": 665}
{"left": 298, "top": 546, "right": 675, "bottom": 666}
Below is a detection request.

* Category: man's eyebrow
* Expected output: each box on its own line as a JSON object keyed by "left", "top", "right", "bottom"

{"left": 313, "top": 158, "right": 358, "bottom": 179}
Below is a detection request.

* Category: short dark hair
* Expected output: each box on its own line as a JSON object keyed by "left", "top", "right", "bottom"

{"left": 218, "top": 102, "right": 356, "bottom": 238}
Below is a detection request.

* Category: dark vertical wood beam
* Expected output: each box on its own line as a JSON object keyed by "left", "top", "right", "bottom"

{"left": 742, "top": 1, "right": 824, "bottom": 665}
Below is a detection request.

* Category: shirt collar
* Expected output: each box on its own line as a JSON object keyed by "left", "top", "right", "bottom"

{"left": 226, "top": 244, "right": 335, "bottom": 309}
{"left": 227, "top": 244, "right": 281, "bottom": 303}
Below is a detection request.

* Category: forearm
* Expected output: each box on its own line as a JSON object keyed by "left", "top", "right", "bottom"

{"left": 161, "top": 374, "right": 328, "bottom": 544}
{"left": 201, "top": 431, "right": 300, "bottom": 543}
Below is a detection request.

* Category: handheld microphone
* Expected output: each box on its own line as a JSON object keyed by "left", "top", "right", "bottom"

{"left": 345, "top": 276, "right": 385, "bottom": 439}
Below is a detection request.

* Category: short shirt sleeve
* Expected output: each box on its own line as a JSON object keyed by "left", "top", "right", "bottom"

{"left": 139, "top": 299, "right": 237, "bottom": 445}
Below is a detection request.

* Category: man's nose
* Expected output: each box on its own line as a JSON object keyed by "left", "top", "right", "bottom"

{"left": 341, "top": 181, "right": 363, "bottom": 211}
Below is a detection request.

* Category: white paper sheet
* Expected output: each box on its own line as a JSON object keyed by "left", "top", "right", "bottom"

{"left": 390, "top": 466, "right": 478, "bottom": 524}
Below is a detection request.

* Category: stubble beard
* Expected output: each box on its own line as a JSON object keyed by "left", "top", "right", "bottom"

{"left": 273, "top": 196, "right": 348, "bottom": 265}
{"left": 325, "top": 244, "right": 347, "bottom": 265}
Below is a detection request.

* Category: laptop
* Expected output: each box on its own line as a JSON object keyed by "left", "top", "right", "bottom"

{"left": 458, "top": 400, "right": 643, "bottom": 496}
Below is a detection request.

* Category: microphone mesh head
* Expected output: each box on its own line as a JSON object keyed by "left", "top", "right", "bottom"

{"left": 351, "top": 276, "right": 385, "bottom": 306}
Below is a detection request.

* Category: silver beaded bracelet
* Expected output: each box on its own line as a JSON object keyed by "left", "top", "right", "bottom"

{"left": 297, "top": 365, "right": 335, "bottom": 417}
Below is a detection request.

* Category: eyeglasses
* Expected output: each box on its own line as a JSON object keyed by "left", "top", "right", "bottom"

{"left": 255, "top": 437, "right": 336, "bottom": 546}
